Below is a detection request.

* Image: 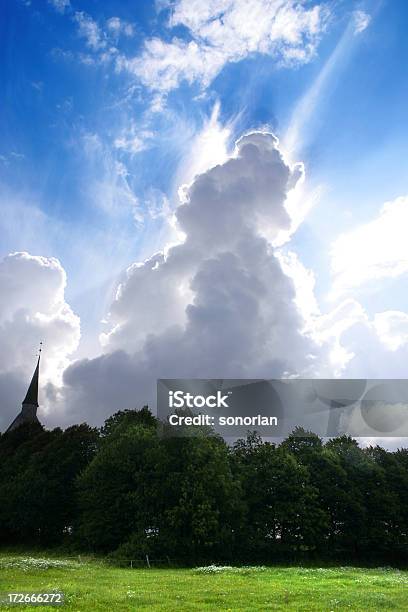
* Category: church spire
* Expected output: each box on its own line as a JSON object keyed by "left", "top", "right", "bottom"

{"left": 5, "top": 343, "right": 43, "bottom": 433}
{"left": 22, "top": 345, "right": 41, "bottom": 407}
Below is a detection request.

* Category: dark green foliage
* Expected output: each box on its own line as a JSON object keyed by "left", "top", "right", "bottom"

{"left": 100, "top": 406, "right": 157, "bottom": 439}
{"left": 78, "top": 421, "right": 241, "bottom": 563}
{"left": 0, "top": 422, "right": 98, "bottom": 545}
{"left": 77, "top": 423, "right": 162, "bottom": 551}
{"left": 1, "top": 410, "right": 407, "bottom": 564}
{"left": 154, "top": 435, "right": 242, "bottom": 563}
{"left": 232, "top": 433, "right": 327, "bottom": 562}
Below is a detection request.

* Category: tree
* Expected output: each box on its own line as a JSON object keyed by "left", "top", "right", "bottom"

{"left": 0, "top": 423, "right": 98, "bottom": 545}
{"left": 0, "top": 425, "right": 57, "bottom": 544}
{"left": 78, "top": 412, "right": 241, "bottom": 563}
{"left": 325, "top": 436, "right": 398, "bottom": 558}
{"left": 153, "top": 434, "right": 242, "bottom": 563}
{"left": 282, "top": 429, "right": 351, "bottom": 555}
{"left": 232, "top": 434, "right": 327, "bottom": 562}
{"left": 366, "top": 445, "right": 408, "bottom": 557}
{"left": 100, "top": 407, "right": 157, "bottom": 439}
{"left": 77, "top": 422, "right": 161, "bottom": 552}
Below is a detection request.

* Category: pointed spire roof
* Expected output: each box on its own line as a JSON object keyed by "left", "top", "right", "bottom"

{"left": 22, "top": 345, "right": 41, "bottom": 407}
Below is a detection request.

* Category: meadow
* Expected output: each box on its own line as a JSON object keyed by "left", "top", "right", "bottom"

{"left": 0, "top": 554, "right": 407, "bottom": 611}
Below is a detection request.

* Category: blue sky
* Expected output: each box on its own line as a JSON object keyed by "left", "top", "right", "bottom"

{"left": 1, "top": 0, "right": 408, "bottom": 433}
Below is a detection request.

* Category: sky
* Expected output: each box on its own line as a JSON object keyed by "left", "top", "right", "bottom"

{"left": 1, "top": 0, "right": 408, "bottom": 441}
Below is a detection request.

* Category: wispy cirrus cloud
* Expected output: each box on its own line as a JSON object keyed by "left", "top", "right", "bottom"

{"left": 55, "top": 11, "right": 134, "bottom": 67}
{"left": 113, "top": 124, "right": 154, "bottom": 156}
{"left": 118, "top": 0, "right": 329, "bottom": 93}
{"left": 353, "top": 9, "right": 371, "bottom": 34}
{"left": 48, "top": 0, "right": 71, "bottom": 14}
{"left": 74, "top": 11, "right": 107, "bottom": 51}
{"left": 106, "top": 17, "right": 134, "bottom": 38}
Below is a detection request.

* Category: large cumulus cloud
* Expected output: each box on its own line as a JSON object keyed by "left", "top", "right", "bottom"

{"left": 0, "top": 252, "right": 80, "bottom": 431}
{"left": 60, "top": 133, "right": 328, "bottom": 426}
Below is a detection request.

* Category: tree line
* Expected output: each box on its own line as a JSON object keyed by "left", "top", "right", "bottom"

{"left": 0, "top": 407, "right": 407, "bottom": 564}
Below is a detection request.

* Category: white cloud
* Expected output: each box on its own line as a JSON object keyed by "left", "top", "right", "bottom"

{"left": 277, "top": 249, "right": 320, "bottom": 322}
{"left": 330, "top": 196, "right": 408, "bottom": 298}
{"left": 113, "top": 125, "right": 154, "bottom": 155}
{"left": 114, "top": 135, "right": 146, "bottom": 154}
{"left": 59, "top": 132, "right": 330, "bottom": 425}
{"left": 106, "top": 17, "right": 134, "bottom": 37}
{"left": 175, "top": 102, "right": 231, "bottom": 192}
{"left": 31, "top": 80, "right": 44, "bottom": 91}
{"left": 373, "top": 311, "right": 408, "bottom": 351}
{"left": 74, "top": 12, "right": 106, "bottom": 51}
{"left": 119, "top": 0, "right": 328, "bottom": 92}
{"left": 353, "top": 10, "right": 371, "bottom": 34}
{"left": 149, "top": 93, "right": 167, "bottom": 114}
{"left": 144, "top": 189, "right": 172, "bottom": 221}
{"left": 48, "top": 0, "right": 71, "bottom": 13}
{"left": 102, "top": 132, "right": 304, "bottom": 353}
{"left": 79, "top": 130, "right": 143, "bottom": 222}
{"left": 316, "top": 298, "right": 368, "bottom": 374}
{"left": 0, "top": 252, "right": 80, "bottom": 431}
{"left": 316, "top": 296, "right": 408, "bottom": 378}
{"left": 339, "top": 311, "right": 408, "bottom": 379}
{"left": 67, "top": 13, "right": 135, "bottom": 67}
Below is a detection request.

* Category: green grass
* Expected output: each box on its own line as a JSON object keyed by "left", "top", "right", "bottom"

{"left": 0, "top": 553, "right": 407, "bottom": 611}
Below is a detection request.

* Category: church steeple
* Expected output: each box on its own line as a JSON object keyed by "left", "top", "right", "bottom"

{"left": 22, "top": 351, "right": 40, "bottom": 407}
{"left": 5, "top": 344, "right": 43, "bottom": 433}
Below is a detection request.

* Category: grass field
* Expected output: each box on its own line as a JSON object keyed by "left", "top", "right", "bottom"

{"left": 0, "top": 554, "right": 407, "bottom": 611}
